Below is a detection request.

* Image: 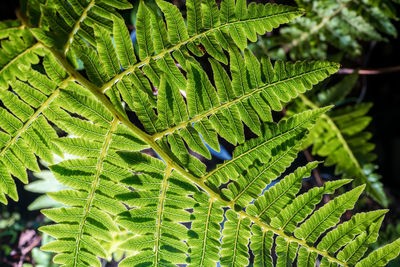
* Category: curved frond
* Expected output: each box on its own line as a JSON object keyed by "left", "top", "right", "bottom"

{"left": 292, "top": 91, "right": 387, "bottom": 206}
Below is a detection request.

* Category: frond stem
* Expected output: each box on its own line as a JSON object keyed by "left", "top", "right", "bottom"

{"left": 154, "top": 165, "right": 172, "bottom": 266}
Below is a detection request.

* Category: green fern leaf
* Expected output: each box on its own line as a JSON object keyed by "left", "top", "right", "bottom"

{"left": 112, "top": 15, "right": 136, "bottom": 69}
{"left": 337, "top": 217, "right": 383, "bottom": 265}
{"left": 156, "top": 0, "right": 190, "bottom": 45}
{"left": 276, "top": 235, "right": 299, "bottom": 266}
{"left": 250, "top": 225, "right": 274, "bottom": 266}
{"left": 297, "top": 246, "right": 318, "bottom": 267}
{"left": 36, "top": 0, "right": 131, "bottom": 55}
{"left": 183, "top": 106, "right": 396, "bottom": 267}
{"left": 294, "top": 185, "right": 365, "bottom": 243}
{"left": 116, "top": 166, "right": 197, "bottom": 266}
{"left": 204, "top": 108, "right": 329, "bottom": 188}
{"left": 0, "top": 161, "right": 18, "bottom": 203}
{"left": 318, "top": 210, "right": 387, "bottom": 253}
{"left": 0, "top": 54, "right": 71, "bottom": 202}
{"left": 220, "top": 209, "right": 252, "bottom": 266}
{"left": 246, "top": 162, "right": 319, "bottom": 222}
{"left": 187, "top": 193, "right": 224, "bottom": 266}
{"left": 94, "top": 26, "right": 120, "bottom": 76}
{"left": 356, "top": 238, "right": 400, "bottom": 267}
{"left": 95, "top": 0, "right": 303, "bottom": 95}
{"left": 0, "top": 24, "right": 43, "bottom": 89}
{"left": 293, "top": 93, "right": 387, "bottom": 206}
{"left": 270, "top": 179, "right": 351, "bottom": 232}
{"left": 148, "top": 52, "right": 338, "bottom": 172}
{"left": 35, "top": 88, "right": 147, "bottom": 266}
{"left": 136, "top": 1, "right": 154, "bottom": 61}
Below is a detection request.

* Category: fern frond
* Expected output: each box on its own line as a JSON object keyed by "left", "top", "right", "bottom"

{"left": 246, "top": 162, "right": 319, "bottom": 222}
{"left": 187, "top": 192, "right": 224, "bottom": 267}
{"left": 269, "top": 179, "right": 351, "bottom": 233}
{"left": 0, "top": 52, "right": 73, "bottom": 203}
{"left": 291, "top": 93, "right": 387, "bottom": 206}
{"left": 96, "top": 0, "right": 303, "bottom": 93}
{"left": 337, "top": 216, "right": 383, "bottom": 265}
{"left": 318, "top": 210, "right": 388, "bottom": 253}
{"left": 38, "top": 90, "right": 148, "bottom": 266}
{"left": 115, "top": 155, "right": 198, "bottom": 266}
{"left": 32, "top": 0, "right": 132, "bottom": 55}
{"left": 151, "top": 54, "right": 337, "bottom": 174}
{"left": 1, "top": 1, "right": 398, "bottom": 266}
{"left": 79, "top": 26, "right": 338, "bottom": 176}
{"left": 220, "top": 209, "right": 252, "bottom": 266}
{"left": 273, "top": 0, "right": 399, "bottom": 59}
{"left": 275, "top": 235, "right": 299, "bottom": 266}
{"left": 0, "top": 21, "right": 43, "bottom": 89}
{"left": 250, "top": 225, "right": 274, "bottom": 266}
{"left": 39, "top": 0, "right": 338, "bottom": 179}
{"left": 356, "top": 238, "right": 400, "bottom": 267}
{"left": 294, "top": 185, "right": 365, "bottom": 243}
{"left": 204, "top": 108, "right": 329, "bottom": 190}
{"left": 184, "top": 109, "right": 400, "bottom": 267}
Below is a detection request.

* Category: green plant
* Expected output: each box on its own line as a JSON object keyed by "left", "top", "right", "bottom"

{"left": 247, "top": 0, "right": 399, "bottom": 208}
{"left": 288, "top": 72, "right": 388, "bottom": 206}
{"left": 253, "top": 0, "right": 399, "bottom": 60}
{"left": 0, "top": 0, "right": 399, "bottom": 266}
